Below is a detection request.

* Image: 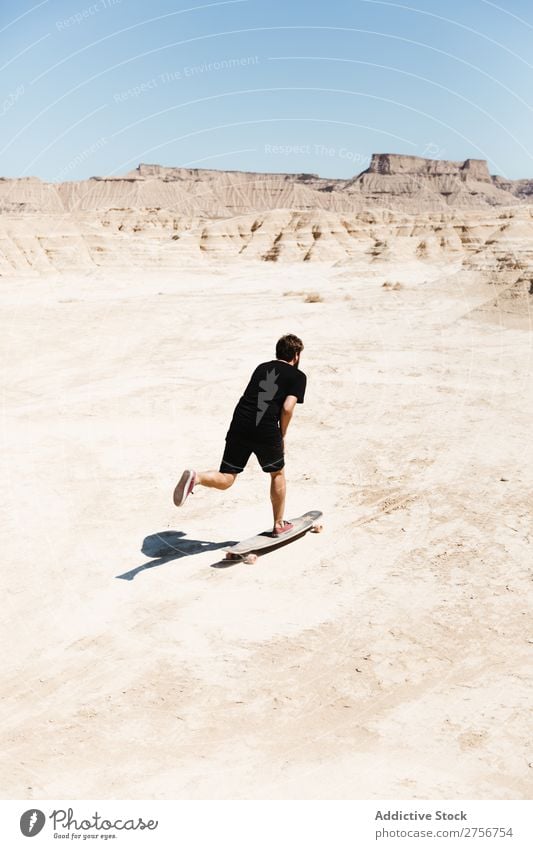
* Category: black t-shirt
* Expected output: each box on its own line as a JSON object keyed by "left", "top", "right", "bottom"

{"left": 227, "top": 360, "right": 307, "bottom": 444}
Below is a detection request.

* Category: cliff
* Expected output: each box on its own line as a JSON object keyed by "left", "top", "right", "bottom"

{"left": 364, "top": 153, "right": 491, "bottom": 181}
{"left": 1, "top": 154, "right": 532, "bottom": 275}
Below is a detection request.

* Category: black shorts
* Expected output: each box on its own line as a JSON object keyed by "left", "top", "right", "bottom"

{"left": 219, "top": 431, "right": 284, "bottom": 474}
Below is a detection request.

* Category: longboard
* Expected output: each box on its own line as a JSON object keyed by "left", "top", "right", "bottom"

{"left": 223, "top": 509, "right": 323, "bottom": 564}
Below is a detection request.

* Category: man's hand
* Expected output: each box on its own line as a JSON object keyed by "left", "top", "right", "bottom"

{"left": 280, "top": 395, "right": 297, "bottom": 448}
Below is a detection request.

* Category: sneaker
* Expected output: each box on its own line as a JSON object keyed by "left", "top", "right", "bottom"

{"left": 273, "top": 519, "right": 294, "bottom": 537}
{"left": 174, "top": 469, "right": 196, "bottom": 506}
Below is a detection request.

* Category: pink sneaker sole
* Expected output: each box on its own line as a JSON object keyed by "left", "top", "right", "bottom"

{"left": 273, "top": 520, "right": 294, "bottom": 537}
{"left": 174, "top": 469, "right": 196, "bottom": 506}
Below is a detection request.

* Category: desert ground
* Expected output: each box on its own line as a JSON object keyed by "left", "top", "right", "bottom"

{"left": 0, "top": 257, "right": 531, "bottom": 799}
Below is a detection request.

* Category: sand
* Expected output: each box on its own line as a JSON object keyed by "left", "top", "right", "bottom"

{"left": 0, "top": 261, "right": 531, "bottom": 799}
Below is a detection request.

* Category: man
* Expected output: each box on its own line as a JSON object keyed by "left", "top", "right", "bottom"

{"left": 174, "top": 333, "right": 306, "bottom": 536}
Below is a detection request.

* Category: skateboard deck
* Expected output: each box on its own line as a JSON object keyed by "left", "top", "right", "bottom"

{"left": 223, "top": 510, "right": 323, "bottom": 564}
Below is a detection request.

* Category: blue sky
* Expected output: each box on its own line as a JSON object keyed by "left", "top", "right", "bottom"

{"left": 1, "top": 0, "right": 532, "bottom": 180}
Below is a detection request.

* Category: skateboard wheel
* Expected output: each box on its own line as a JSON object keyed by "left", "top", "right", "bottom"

{"left": 244, "top": 553, "right": 258, "bottom": 565}
{"left": 311, "top": 523, "right": 323, "bottom": 533}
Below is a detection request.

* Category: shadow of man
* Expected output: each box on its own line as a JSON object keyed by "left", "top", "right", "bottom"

{"left": 116, "top": 530, "right": 237, "bottom": 581}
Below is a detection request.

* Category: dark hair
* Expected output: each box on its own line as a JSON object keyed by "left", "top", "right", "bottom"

{"left": 276, "top": 333, "right": 304, "bottom": 362}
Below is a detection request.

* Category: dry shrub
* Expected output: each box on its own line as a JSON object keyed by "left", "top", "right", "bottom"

{"left": 304, "top": 292, "right": 324, "bottom": 303}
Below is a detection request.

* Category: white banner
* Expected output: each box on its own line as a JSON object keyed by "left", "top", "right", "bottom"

{"left": 1, "top": 799, "right": 531, "bottom": 848}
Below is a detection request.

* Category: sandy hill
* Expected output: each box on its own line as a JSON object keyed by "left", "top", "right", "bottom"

{"left": 0, "top": 154, "right": 532, "bottom": 289}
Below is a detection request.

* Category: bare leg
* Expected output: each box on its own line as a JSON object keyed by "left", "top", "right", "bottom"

{"left": 173, "top": 469, "right": 236, "bottom": 506}
{"left": 196, "top": 470, "right": 236, "bottom": 490}
{"left": 270, "top": 469, "right": 286, "bottom": 528}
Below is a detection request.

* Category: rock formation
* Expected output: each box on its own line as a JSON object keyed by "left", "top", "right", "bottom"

{"left": 0, "top": 154, "right": 532, "bottom": 283}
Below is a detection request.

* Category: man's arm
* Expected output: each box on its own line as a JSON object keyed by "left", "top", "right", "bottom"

{"left": 280, "top": 395, "right": 298, "bottom": 439}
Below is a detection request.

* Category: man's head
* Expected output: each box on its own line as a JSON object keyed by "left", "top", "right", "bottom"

{"left": 276, "top": 333, "right": 304, "bottom": 366}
